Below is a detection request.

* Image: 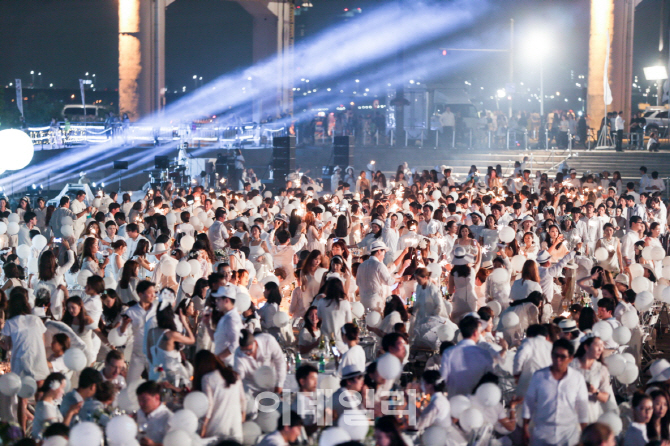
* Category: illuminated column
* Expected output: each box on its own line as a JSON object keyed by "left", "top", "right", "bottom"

{"left": 119, "top": 0, "right": 168, "bottom": 120}
{"left": 587, "top": 0, "right": 635, "bottom": 135}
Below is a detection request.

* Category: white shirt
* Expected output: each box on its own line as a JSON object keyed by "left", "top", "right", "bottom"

{"left": 615, "top": 115, "right": 624, "bottom": 131}
{"left": 137, "top": 404, "right": 173, "bottom": 444}
{"left": 621, "top": 231, "right": 640, "bottom": 264}
{"left": 538, "top": 252, "right": 576, "bottom": 302}
{"left": 356, "top": 256, "right": 395, "bottom": 311}
{"left": 337, "top": 344, "right": 367, "bottom": 378}
{"left": 202, "top": 370, "right": 245, "bottom": 441}
{"left": 209, "top": 220, "right": 229, "bottom": 250}
{"left": 522, "top": 367, "right": 589, "bottom": 446}
{"left": 124, "top": 301, "right": 157, "bottom": 357}
{"left": 214, "top": 309, "right": 244, "bottom": 364}
{"left": 234, "top": 333, "right": 286, "bottom": 394}
{"left": 513, "top": 336, "right": 553, "bottom": 397}
{"left": 258, "top": 431, "right": 288, "bottom": 446}
{"left": 440, "top": 339, "right": 494, "bottom": 396}
{"left": 316, "top": 299, "right": 352, "bottom": 343}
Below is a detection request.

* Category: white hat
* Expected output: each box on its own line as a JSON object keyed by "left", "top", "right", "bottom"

{"left": 369, "top": 240, "right": 388, "bottom": 252}
{"left": 558, "top": 319, "right": 578, "bottom": 332}
{"left": 649, "top": 359, "right": 670, "bottom": 383}
{"left": 615, "top": 273, "right": 630, "bottom": 286}
{"left": 427, "top": 220, "right": 441, "bottom": 235}
{"left": 341, "top": 364, "right": 364, "bottom": 380}
{"left": 453, "top": 246, "right": 466, "bottom": 259}
{"left": 522, "top": 215, "right": 535, "bottom": 223}
{"left": 150, "top": 243, "right": 169, "bottom": 255}
{"left": 453, "top": 254, "right": 474, "bottom": 266}
{"left": 334, "top": 166, "right": 342, "bottom": 171}
{"left": 536, "top": 250, "right": 552, "bottom": 264}
{"left": 211, "top": 284, "right": 236, "bottom": 300}
{"left": 371, "top": 219, "right": 384, "bottom": 228}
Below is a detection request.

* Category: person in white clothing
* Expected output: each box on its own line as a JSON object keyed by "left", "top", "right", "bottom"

{"left": 257, "top": 411, "right": 303, "bottom": 446}
{"left": 523, "top": 338, "right": 589, "bottom": 446}
{"left": 513, "top": 324, "right": 553, "bottom": 397}
{"left": 207, "top": 284, "right": 243, "bottom": 366}
{"left": 119, "top": 280, "right": 157, "bottom": 383}
{"left": 356, "top": 240, "right": 410, "bottom": 311}
{"left": 234, "top": 329, "right": 287, "bottom": 395}
{"left": 337, "top": 323, "right": 367, "bottom": 377}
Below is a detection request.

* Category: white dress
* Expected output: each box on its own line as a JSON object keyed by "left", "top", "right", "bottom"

{"left": 149, "top": 330, "right": 190, "bottom": 385}
{"left": 306, "top": 226, "right": 324, "bottom": 253}
{"left": 202, "top": 370, "right": 245, "bottom": 441}
{"left": 32, "top": 400, "right": 63, "bottom": 438}
{"left": 316, "top": 299, "right": 352, "bottom": 343}
{"left": 480, "top": 229, "right": 500, "bottom": 262}
{"left": 569, "top": 358, "right": 614, "bottom": 422}
{"left": 597, "top": 237, "right": 620, "bottom": 273}
{"left": 298, "top": 327, "right": 320, "bottom": 356}
{"left": 451, "top": 268, "right": 477, "bottom": 322}
{"left": 108, "top": 252, "right": 125, "bottom": 280}
{"left": 2, "top": 315, "right": 50, "bottom": 380}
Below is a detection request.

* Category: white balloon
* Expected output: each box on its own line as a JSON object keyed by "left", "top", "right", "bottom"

{"left": 205, "top": 218, "right": 214, "bottom": 228}
{"left": 426, "top": 262, "right": 442, "bottom": 279}
{"left": 475, "top": 382, "right": 502, "bottom": 406}
{"left": 622, "top": 352, "right": 636, "bottom": 364}
{"left": 7, "top": 213, "right": 19, "bottom": 223}
{"left": 27, "top": 258, "right": 38, "bottom": 275}
{"left": 489, "top": 268, "right": 509, "bottom": 284}
{"left": 643, "top": 246, "right": 655, "bottom": 260}
{"left": 242, "top": 421, "right": 262, "bottom": 446}
{"left": 655, "top": 284, "right": 667, "bottom": 301}
{"left": 511, "top": 255, "right": 526, "bottom": 272}
{"left": 160, "top": 258, "right": 177, "bottom": 276}
{"left": 338, "top": 409, "right": 370, "bottom": 441}
{"left": 612, "top": 326, "right": 631, "bottom": 345}
{"left": 106, "top": 415, "right": 138, "bottom": 446}
{"left": 486, "top": 301, "right": 502, "bottom": 317}
{"left": 499, "top": 226, "right": 515, "bottom": 243}
{"left": 235, "top": 291, "right": 251, "bottom": 313}
{"left": 236, "top": 200, "right": 246, "bottom": 211}
{"left": 183, "top": 391, "right": 209, "bottom": 418}
{"left": 592, "top": 321, "right": 613, "bottom": 342}
{"left": 663, "top": 267, "right": 670, "bottom": 281}
{"left": 166, "top": 212, "right": 177, "bottom": 225}
{"left": 60, "top": 224, "right": 74, "bottom": 237}
{"left": 594, "top": 247, "right": 609, "bottom": 262}
{"left": 104, "top": 275, "right": 117, "bottom": 290}
{"left": 0, "top": 373, "right": 21, "bottom": 396}
{"left": 629, "top": 263, "right": 644, "bottom": 278}
{"left": 272, "top": 311, "right": 290, "bottom": 327}
{"left": 6, "top": 222, "right": 19, "bottom": 236}
{"left": 32, "top": 234, "right": 47, "bottom": 251}
{"left": 652, "top": 247, "right": 666, "bottom": 261}
{"left": 169, "top": 409, "right": 198, "bottom": 433}
{"left": 421, "top": 426, "right": 448, "bottom": 446}
{"left": 437, "top": 324, "right": 456, "bottom": 342}
{"left": 252, "top": 196, "right": 263, "bottom": 207}
{"left": 459, "top": 407, "right": 484, "bottom": 432}
{"left": 254, "top": 365, "right": 276, "bottom": 389}
{"left": 176, "top": 261, "right": 192, "bottom": 277}
{"left": 18, "top": 375, "right": 37, "bottom": 399}
{"left": 187, "top": 259, "right": 201, "bottom": 277}
{"left": 501, "top": 311, "right": 520, "bottom": 328}
{"left": 618, "top": 362, "right": 639, "bottom": 384}
{"left": 664, "top": 256, "right": 670, "bottom": 267}
{"left": 0, "top": 222, "right": 7, "bottom": 235}
{"left": 180, "top": 235, "right": 195, "bottom": 251}
{"left": 365, "top": 311, "right": 382, "bottom": 327}
{"left": 598, "top": 411, "right": 623, "bottom": 435}
{"left": 108, "top": 327, "right": 129, "bottom": 347}
{"left": 449, "top": 395, "right": 471, "bottom": 418}
{"left": 61, "top": 216, "right": 74, "bottom": 226}
{"left": 377, "top": 353, "right": 403, "bottom": 381}
{"left": 256, "top": 410, "right": 280, "bottom": 433}
{"left": 631, "top": 276, "right": 650, "bottom": 293}
{"left": 621, "top": 310, "right": 638, "bottom": 329}
{"left": 636, "top": 290, "right": 654, "bottom": 312}
{"left": 69, "top": 422, "right": 103, "bottom": 446}
{"left": 604, "top": 354, "right": 626, "bottom": 377}
{"left": 63, "top": 348, "right": 88, "bottom": 371}
{"left": 663, "top": 286, "right": 670, "bottom": 304}
{"left": 181, "top": 277, "right": 196, "bottom": 295}
{"left": 352, "top": 302, "right": 365, "bottom": 319}
{"left": 163, "top": 430, "right": 192, "bottom": 446}
{"left": 117, "top": 388, "right": 139, "bottom": 412}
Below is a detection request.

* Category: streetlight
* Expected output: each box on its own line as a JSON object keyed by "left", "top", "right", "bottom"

{"left": 643, "top": 65, "right": 668, "bottom": 106}
{"left": 525, "top": 31, "right": 551, "bottom": 117}
{"left": 38, "top": 72, "right": 42, "bottom": 87}
{"left": 193, "top": 75, "right": 198, "bottom": 88}
{"left": 30, "top": 70, "right": 34, "bottom": 85}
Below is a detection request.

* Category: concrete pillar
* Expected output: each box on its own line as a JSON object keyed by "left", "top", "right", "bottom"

{"left": 119, "top": 0, "right": 169, "bottom": 121}
{"left": 587, "top": 0, "right": 636, "bottom": 139}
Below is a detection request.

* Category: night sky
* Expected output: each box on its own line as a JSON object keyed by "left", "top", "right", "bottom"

{"left": 0, "top": 0, "right": 665, "bottom": 104}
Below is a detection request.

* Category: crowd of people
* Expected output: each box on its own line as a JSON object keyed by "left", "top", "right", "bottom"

{"left": 0, "top": 157, "right": 668, "bottom": 446}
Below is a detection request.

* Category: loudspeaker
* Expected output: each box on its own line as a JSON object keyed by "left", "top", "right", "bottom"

{"left": 333, "top": 135, "right": 353, "bottom": 169}
{"left": 113, "top": 161, "right": 129, "bottom": 170}
{"left": 272, "top": 136, "right": 296, "bottom": 188}
{"left": 155, "top": 156, "right": 169, "bottom": 169}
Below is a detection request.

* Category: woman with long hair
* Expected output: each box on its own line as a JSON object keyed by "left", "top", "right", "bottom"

{"left": 131, "top": 238, "right": 154, "bottom": 279}
{"left": 316, "top": 277, "right": 352, "bottom": 342}
{"left": 544, "top": 224, "right": 569, "bottom": 263}
{"left": 81, "top": 236, "right": 108, "bottom": 277}
{"left": 107, "top": 239, "right": 127, "bottom": 280}
{"left": 454, "top": 224, "right": 481, "bottom": 265}
{"left": 100, "top": 289, "right": 126, "bottom": 337}
{"left": 304, "top": 211, "right": 329, "bottom": 254}
{"left": 258, "top": 281, "right": 282, "bottom": 330}
{"left": 595, "top": 223, "right": 623, "bottom": 275}
{"left": 510, "top": 259, "right": 543, "bottom": 302}
{"left": 32, "top": 372, "right": 81, "bottom": 438}
{"left": 647, "top": 390, "right": 670, "bottom": 441}
{"left": 374, "top": 415, "right": 408, "bottom": 446}
{"left": 370, "top": 295, "right": 409, "bottom": 338}
{"left": 358, "top": 218, "right": 384, "bottom": 253}
{"left": 318, "top": 255, "right": 353, "bottom": 299}
{"left": 570, "top": 336, "right": 611, "bottom": 422}
{"left": 449, "top": 248, "right": 482, "bottom": 322}
{"left": 300, "top": 250, "right": 323, "bottom": 301}
{"left": 34, "top": 240, "right": 75, "bottom": 320}
{"left": 76, "top": 220, "right": 102, "bottom": 256}
{"left": 116, "top": 259, "right": 141, "bottom": 303}
{"left": 192, "top": 350, "right": 244, "bottom": 440}
{"left": 248, "top": 224, "right": 270, "bottom": 270}
{"left": 298, "top": 305, "right": 322, "bottom": 355}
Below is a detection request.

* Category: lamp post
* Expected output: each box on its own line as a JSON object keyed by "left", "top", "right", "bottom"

{"left": 193, "top": 75, "right": 198, "bottom": 89}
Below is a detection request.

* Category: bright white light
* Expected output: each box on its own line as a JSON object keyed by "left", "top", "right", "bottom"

{"left": 409, "top": 80, "right": 415, "bottom": 84}
{"left": 496, "top": 89, "right": 506, "bottom": 98}
{"left": 644, "top": 66, "right": 668, "bottom": 81}
{"left": 0, "top": 129, "right": 34, "bottom": 171}
{"left": 524, "top": 30, "right": 551, "bottom": 60}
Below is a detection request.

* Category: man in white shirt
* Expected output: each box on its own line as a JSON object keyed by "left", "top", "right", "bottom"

{"left": 235, "top": 329, "right": 287, "bottom": 395}
{"left": 615, "top": 111, "right": 624, "bottom": 152}
{"left": 621, "top": 216, "right": 642, "bottom": 268}
{"left": 523, "top": 338, "right": 589, "bottom": 446}
{"left": 124, "top": 223, "right": 149, "bottom": 261}
{"left": 441, "top": 315, "right": 494, "bottom": 396}
{"left": 210, "top": 285, "right": 243, "bottom": 366}
{"left": 18, "top": 211, "right": 38, "bottom": 247}
{"left": 208, "top": 208, "right": 229, "bottom": 251}
{"left": 536, "top": 250, "right": 577, "bottom": 315}
{"left": 70, "top": 190, "right": 90, "bottom": 240}
{"left": 579, "top": 202, "right": 603, "bottom": 255}
{"left": 292, "top": 364, "right": 322, "bottom": 431}
{"left": 565, "top": 169, "right": 581, "bottom": 189}
{"left": 120, "top": 280, "right": 157, "bottom": 383}
{"left": 597, "top": 298, "right": 621, "bottom": 350}
{"left": 356, "top": 240, "right": 410, "bottom": 311}
{"left": 175, "top": 211, "right": 195, "bottom": 237}
{"left": 101, "top": 350, "right": 127, "bottom": 391}
{"left": 624, "top": 195, "right": 647, "bottom": 231}
{"left": 513, "top": 324, "right": 552, "bottom": 397}
{"left": 439, "top": 107, "right": 455, "bottom": 148}
{"left": 136, "top": 381, "right": 173, "bottom": 446}
{"left": 257, "top": 411, "right": 303, "bottom": 446}
{"left": 646, "top": 171, "right": 666, "bottom": 193}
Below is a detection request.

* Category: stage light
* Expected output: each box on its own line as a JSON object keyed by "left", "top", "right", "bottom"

{"left": 0, "top": 129, "right": 34, "bottom": 171}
